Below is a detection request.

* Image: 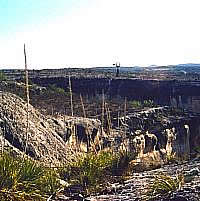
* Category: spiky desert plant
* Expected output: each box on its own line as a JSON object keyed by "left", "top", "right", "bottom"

{"left": 146, "top": 173, "right": 184, "bottom": 199}
{"left": 0, "top": 152, "right": 61, "bottom": 201}
{"left": 58, "top": 150, "right": 116, "bottom": 193}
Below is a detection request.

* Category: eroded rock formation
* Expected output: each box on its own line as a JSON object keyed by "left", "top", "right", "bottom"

{"left": 111, "top": 107, "right": 200, "bottom": 165}
{"left": 0, "top": 92, "right": 103, "bottom": 164}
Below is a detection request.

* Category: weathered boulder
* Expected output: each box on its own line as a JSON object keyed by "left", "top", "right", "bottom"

{"left": 0, "top": 92, "right": 103, "bottom": 164}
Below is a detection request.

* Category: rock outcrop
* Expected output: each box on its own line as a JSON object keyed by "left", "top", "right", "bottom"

{"left": 0, "top": 92, "right": 103, "bottom": 165}
{"left": 110, "top": 107, "right": 200, "bottom": 165}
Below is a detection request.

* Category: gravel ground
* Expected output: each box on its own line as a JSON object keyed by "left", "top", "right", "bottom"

{"left": 53, "top": 159, "right": 200, "bottom": 201}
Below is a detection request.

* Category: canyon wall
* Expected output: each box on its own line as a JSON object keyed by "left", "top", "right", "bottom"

{"left": 30, "top": 77, "right": 200, "bottom": 112}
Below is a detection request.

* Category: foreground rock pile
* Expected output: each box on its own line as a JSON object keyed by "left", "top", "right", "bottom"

{"left": 101, "top": 158, "right": 200, "bottom": 201}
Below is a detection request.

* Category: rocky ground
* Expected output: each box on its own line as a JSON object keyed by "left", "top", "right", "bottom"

{"left": 53, "top": 159, "right": 200, "bottom": 201}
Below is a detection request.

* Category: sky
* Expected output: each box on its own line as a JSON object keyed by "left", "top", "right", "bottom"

{"left": 1, "top": 0, "right": 200, "bottom": 69}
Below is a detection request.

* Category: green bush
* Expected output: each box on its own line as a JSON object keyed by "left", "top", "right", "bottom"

{"left": 59, "top": 151, "right": 114, "bottom": 188}
{"left": 143, "top": 100, "right": 155, "bottom": 107}
{"left": 0, "top": 153, "right": 61, "bottom": 201}
{"left": 129, "top": 99, "right": 156, "bottom": 109}
{"left": 129, "top": 100, "right": 142, "bottom": 109}
{"left": 48, "top": 84, "right": 66, "bottom": 95}
{"left": 0, "top": 72, "right": 7, "bottom": 81}
{"left": 59, "top": 150, "right": 134, "bottom": 193}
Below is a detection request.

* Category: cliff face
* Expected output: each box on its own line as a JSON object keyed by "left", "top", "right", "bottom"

{"left": 30, "top": 77, "right": 200, "bottom": 112}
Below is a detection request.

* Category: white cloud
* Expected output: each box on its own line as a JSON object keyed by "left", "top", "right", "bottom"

{"left": 1, "top": 0, "right": 200, "bottom": 68}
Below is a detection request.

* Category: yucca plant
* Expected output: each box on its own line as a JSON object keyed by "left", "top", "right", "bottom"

{"left": 0, "top": 152, "right": 61, "bottom": 201}
{"left": 59, "top": 150, "right": 117, "bottom": 192}
{"left": 147, "top": 173, "right": 184, "bottom": 200}
{"left": 0, "top": 152, "right": 19, "bottom": 190}
{"left": 59, "top": 150, "right": 135, "bottom": 194}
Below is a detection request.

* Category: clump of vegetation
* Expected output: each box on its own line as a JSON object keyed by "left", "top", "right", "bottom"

{"left": 143, "top": 99, "right": 155, "bottom": 108}
{"left": 0, "top": 152, "right": 61, "bottom": 201}
{"left": 0, "top": 72, "right": 7, "bottom": 81}
{"left": 59, "top": 151, "right": 114, "bottom": 193}
{"left": 194, "top": 146, "right": 200, "bottom": 153}
{"left": 130, "top": 100, "right": 142, "bottom": 109}
{"left": 129, "top": 99, "right": 156, "bottom": 109}
{"left": 59, "top": 150, "right": 134, "bottom": 193}
{"left": 146, "top": 173, "right": 184, "bottom": 200}
{"left": 0, "top": 150, "right": 135, "bottom": 199}
{"left": 47, "top": 84, "right": 66, "bottom": 95}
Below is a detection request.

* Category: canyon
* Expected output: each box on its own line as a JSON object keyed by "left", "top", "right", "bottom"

{"left": 1, "top": 71, "right": 200, "bottom": 200}
{"left": 30, "top": 77, "right": 200, "bottom": 113}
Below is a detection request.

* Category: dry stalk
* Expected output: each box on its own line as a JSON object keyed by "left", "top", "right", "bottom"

{"left": 101, "top": 90, "right": 105, "bottom": 133}
{"left": 68, "top": 74, "right": 73, "bottom": 117}
{"left": 118, "top": 106, "right": 120, "bottom": 129}
{"left": 80, "top": 94, "right": 86, "bottom": 118}
{"left": 123, "top": 97, "right": 129, "bottom": 152}
{"left": 66, "top": 74, "right": 77, "bottom": 154}
{"left": 118, "top": 105, "right": 127, "bottom": 151}
{"left": 1, "top": 93, "right": 5, "bottom": 155}
{"left": 80, "top": 94, "right": 88, "bottom": 152}
{"left": 124, "top": 97, "right": 127, "bottom": 135}
{"left": 80, "top": 94, "right": 98, "bottom": 153}
{"left": 105, "top": 102, "right": 112, "bottom": 136}
{"left": 24, "top": 44, "right": 30, "bottom": 156}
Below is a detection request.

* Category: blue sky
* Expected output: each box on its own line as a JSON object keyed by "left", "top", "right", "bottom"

{"left": 1, "top": 0, "right": 200, "bottom": 69}
{"left": 0, "top": 0, "right": 90, "bottom": 36}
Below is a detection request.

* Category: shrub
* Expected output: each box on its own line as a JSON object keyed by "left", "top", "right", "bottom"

{"left": 129, "top": 100, "right": 142, "bottom": 109}
{"left": 59, "top": 150, "right": 135, "bottom": 193}
{"left": 48, "top": 84, "right": 66, "bottom": 95}
{"left": 143, "top": 100, "right": 155, "bottom": 107}
{"left": 0, "top": 72, "right": 7, "bottom": 81}
{"left": 59, "top": 151, "right": 114, "bottom": 188}
{"left": 146, "top": 173, "right": 184, "bottom": 199}
{"left": 0, "top": 153, "right": 61, "bottom": 201}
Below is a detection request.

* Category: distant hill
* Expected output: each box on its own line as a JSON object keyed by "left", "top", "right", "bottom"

{"left": 1, "top": 63, "right": 200, "bottom": 79}
{"left": 92, "top": 63, "right": 200, "bottom": 74}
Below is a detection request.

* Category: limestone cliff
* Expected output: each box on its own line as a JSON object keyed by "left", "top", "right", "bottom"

{"left": 111, "top": 107, "right": 200, "bottom": 164}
